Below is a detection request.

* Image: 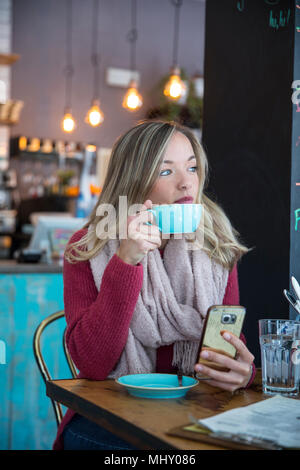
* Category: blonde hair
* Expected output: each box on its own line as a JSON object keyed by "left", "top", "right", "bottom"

{"left": 65, "top": 120, "right": 249, "bottom": 270}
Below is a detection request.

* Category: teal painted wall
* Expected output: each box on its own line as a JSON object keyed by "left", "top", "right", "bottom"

{"left": 0, "top": 273, "right": 72, "bottom": 450}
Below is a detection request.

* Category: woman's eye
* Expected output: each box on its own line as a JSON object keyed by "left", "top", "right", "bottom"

{"left": 160, "top": 169, "right": 171, "bottom": 176}
{"left": 160, "top": 166, "right": 198, "bottom": 176}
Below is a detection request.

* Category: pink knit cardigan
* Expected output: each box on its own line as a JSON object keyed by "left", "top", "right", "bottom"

{"left": 52, "top": 229, "right": 256, "bottom": 450}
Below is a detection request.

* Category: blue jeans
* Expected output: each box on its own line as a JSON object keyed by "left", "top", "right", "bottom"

{"left": 62, "top": 414, "right": 136, "bottom": 450}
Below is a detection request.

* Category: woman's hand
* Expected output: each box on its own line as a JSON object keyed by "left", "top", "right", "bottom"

{"left": 194, "top": 331, "right": 255, "bottom": 392}
{"left": 116, "top": 199, "right": 161, "bottom": 265}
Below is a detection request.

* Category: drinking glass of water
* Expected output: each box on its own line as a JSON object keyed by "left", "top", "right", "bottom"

{"left": 259, "top": 319, "right": 300, "bottom": 396}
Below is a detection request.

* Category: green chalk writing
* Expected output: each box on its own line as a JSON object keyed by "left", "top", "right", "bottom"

{"left": 269, "top": 9, "right": 291, "bottom": 29}
{"left": 295, "top": 209, "right": 300, "bottom": 232}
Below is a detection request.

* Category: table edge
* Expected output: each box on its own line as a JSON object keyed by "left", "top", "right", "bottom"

{"left": 46, "top": 379, "right": 179, "bottom": 450}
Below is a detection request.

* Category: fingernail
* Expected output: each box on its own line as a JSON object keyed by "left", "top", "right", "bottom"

{"left": 195, "top": 365, "right": 203, "bottom": 372}
{"left": 201, "top": 351, "right": 209, "bottom": 359}
{"left": 223, "top": 332, "right": 231, "bottom": 340}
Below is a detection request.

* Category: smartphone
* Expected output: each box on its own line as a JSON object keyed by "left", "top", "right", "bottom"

{"left": 196, "top": 305, "right": 246, "bottom": 374}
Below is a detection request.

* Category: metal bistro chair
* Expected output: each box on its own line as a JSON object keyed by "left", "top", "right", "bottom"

{"left": 33, "top": 310, "right": 77, "bottom": 426}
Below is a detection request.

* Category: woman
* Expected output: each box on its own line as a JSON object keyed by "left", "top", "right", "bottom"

{"left": 53, "top": 120, "right": 255, "bottom": 450}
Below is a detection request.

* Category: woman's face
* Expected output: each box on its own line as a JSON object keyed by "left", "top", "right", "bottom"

{"left": 146, "top": 131, "right": 200, "bottom": 205}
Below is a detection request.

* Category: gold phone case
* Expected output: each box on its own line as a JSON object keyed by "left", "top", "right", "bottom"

{"left": 197, "top": 305, "right": 246, "bottom": 372}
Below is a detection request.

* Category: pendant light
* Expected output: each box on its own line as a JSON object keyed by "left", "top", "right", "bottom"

{"left": 61, "top": 0, "right": 76, "bottom": 133}
{"left": 85, "top": 0, "right": 104, "bottom": 127}
{"left": 122, "top": 0, "right": 143, "bottom": 112}
{"left": 164, "top": 0, "right": 186, "bottom": 101}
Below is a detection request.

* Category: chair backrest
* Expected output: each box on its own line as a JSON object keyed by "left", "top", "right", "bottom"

{"left": 33, "top": 310, "right": 77, "bottom": 426}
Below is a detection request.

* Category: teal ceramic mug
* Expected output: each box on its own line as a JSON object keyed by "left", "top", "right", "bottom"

{"left": 146, "top": 204, "right": 202, "bottom": 234}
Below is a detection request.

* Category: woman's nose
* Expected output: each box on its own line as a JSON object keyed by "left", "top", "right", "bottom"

{"left": 177, "top": 175, "right": 192, "bottom": 190}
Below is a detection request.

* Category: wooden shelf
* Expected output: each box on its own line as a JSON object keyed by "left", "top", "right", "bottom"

{"left": 0, "top": 100, "right": 24, "bottom": 126}
{"left": 0, "top": 119, "right": 18, "bottom": 126}
{"left": 0, "top": 53, "right": 20, "bottom": 65}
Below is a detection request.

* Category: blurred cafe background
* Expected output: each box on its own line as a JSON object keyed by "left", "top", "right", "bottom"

{"left": 1, "top": 0, "right": 299, "bottom": 450}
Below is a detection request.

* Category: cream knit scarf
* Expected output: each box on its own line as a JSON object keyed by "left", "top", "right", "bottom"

{"left": 89, "top": 235, "right": 229, "bottom": 378}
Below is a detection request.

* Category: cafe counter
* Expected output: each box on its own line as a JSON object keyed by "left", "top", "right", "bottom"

{"left": 0, "top": 260, "right": 71, "bottom": 450}
{"left": 0, "top": 260, "right": 63, "bottom": 273}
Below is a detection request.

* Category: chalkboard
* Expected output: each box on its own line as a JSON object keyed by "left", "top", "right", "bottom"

{"left": 202, "top": 0, "right": 296, "bottom": 365}
{"left": 290, "top": 1, "right": 300, "bottom": 318}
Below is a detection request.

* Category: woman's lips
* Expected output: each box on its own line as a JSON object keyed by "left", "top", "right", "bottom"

{"left": 174, "top": 197, "right": 194, "bottom": 204}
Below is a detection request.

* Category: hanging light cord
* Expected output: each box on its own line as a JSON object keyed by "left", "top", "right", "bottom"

{"left": 64, "top": 0, "right": 74, "bottom": 111}
{"left": 91, "top": 0, "right": 101, "bottom": 101}
{"left": 172, "top": 0, "right": 183, "bottom": 68}
{"left": 127, "top": 0, "right": 138, "bottom": 73}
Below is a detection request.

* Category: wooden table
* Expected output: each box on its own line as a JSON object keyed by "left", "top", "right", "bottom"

{"left": 46, "top": 370, "right": 267, "bottom": 450}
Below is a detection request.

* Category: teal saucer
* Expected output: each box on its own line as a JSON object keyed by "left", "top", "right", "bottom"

{"left": 116, "top": 373, "right": 198, "bottom": 399}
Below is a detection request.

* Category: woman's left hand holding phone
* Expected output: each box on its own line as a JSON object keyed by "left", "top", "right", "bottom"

{"left": 116, "top": 199, "right": 162, "bottom": 265}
